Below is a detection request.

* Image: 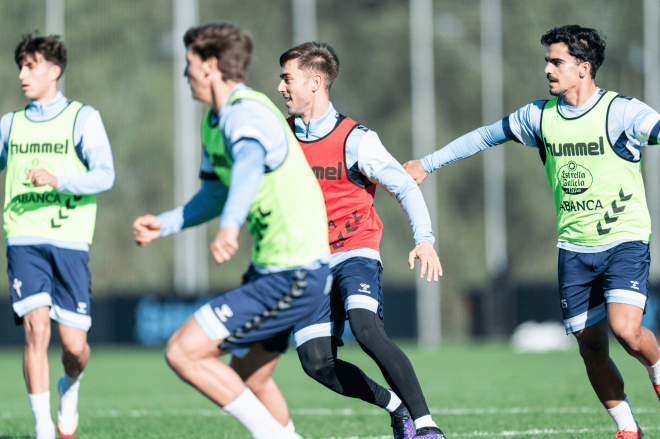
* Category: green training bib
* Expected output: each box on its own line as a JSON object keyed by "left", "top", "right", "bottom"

{"left": 202, "top": 89, "right": 329, "bottom": 266}
{"left": 541, "top": 91, "right": 651, "bottom": 245}
{"left": 4, "top": 102, "right": 97, "bottom": 244}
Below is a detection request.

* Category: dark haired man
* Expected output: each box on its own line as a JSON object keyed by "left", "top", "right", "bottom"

{"left": 405, "top": 25, "right": 660, "bottom": 438}
{"left": 271, "top": 41, "right": 446, "bottom": 439}
{"left": 3, "top": 32, "right": 115, "bottom": 439}
{"left": 133, "top": 23, "right": 330, "bottom": 439}
{"left": 1, "top": 32, "right": 115, "bottom": 439}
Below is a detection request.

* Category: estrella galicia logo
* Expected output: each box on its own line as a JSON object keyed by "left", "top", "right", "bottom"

{"left": 558, "top": 161, "right": 593, "bottom": 195}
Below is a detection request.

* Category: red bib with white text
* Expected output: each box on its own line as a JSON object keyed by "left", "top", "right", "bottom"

{"left": 287, "top": 115, "right": 382, "bottom": 253}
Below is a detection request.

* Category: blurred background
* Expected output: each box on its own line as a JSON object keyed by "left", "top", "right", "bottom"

{"left": 0, "top": 0, "right": 658, "bottom": 346}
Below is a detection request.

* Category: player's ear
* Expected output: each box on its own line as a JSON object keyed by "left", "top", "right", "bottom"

{"left": 311, "top": 74, "right": 322, "bottom": 93}
{"left": 579, "top": 61, "right": 590, "bottom": 79}
{"left": 48, "top": 64, "right": 61, "bottom": 83}
{"left": 204, "top": 56, "right": 219, "bottom": 77}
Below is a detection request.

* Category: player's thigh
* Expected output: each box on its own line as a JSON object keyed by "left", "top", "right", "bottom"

{"left": 333, "top": 257, "right": 383, "bottom": 318}
{"left": 50, "top": 247, "right": 92, "bottom": 332}
{"left": 602, "top": 241, "right": 650, "bottom": 312}
{"left": 168, "top": 316, "right": 226, "bottom": 361}
{"left": 231, "top": 344, "right": 280, "bottom": 383}
{"left": 8, "top": 245, "right": 54, "bottom": 321}
{"left": 559, "top": 249, "right": 605, "bottom": 335}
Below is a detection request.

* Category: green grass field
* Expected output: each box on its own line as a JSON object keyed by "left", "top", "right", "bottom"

{"left": 1, "top": 341, "right": 659, "bottom": 438}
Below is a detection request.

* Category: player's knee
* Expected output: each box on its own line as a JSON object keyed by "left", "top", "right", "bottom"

{"left": 24, "top": 316, "right": 51, "bottom": 347}
{"left": 62, "top": 341, "right": 88, "bottom": 360}
{"left": 298, "top": 345, "right": 334, "bottom": 385}
{"left": 610, "top": 323, "right": 643, "bottom": 352}
{"left": 165, "top": 338, "right": 186, "bottom": 372}
{"left": 574, "top": 331, "right": 607, "bottom": 361}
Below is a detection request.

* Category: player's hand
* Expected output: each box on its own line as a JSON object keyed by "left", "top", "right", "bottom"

{"left": 402, "top": 160, "right": 428, "bottom": 185}
{"left": 133, "top": 214, "right": 162, "bottom": 247}
{"left": 27, "top": 168, "right": 58, "bottom": 188}
{"left": 210, "top": 227, "right": 239, "bottom": 264}
{"left": 408, "top": 242, "right": 442, "bottom": 282}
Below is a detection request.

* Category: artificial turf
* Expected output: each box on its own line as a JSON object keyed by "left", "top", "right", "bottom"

{"left": 0, "top": 340, "right": 658, "bottom": 438}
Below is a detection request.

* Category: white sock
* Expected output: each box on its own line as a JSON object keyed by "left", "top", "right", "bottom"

{"left": 224, "top": 388, "right": 289, "bottom": 439}
{"left": 28, "top": 392, "right": 54, "bottom": 438}
{"left": 414, "top": 414, "right": 438, "bottom": 430}
{"left": 607, "top": 398, "right": 638, "bottom": 432}
{"left": 385, "top": 390, "right": 402, "bottom": 413}
{"left": 58, "top": 372, "right": 82, "bottom": 423}
{"left": 646, "top": 358, "right": 660, "bottom": 385}
{"left": 285, "top": 418, "right": 295, "bottom": 432}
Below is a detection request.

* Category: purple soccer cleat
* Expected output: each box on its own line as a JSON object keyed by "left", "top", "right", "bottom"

{"left": 390, "top": 403, "right": 416, "bottom": 439}
{"left": 414, "top": 426, "right": 448, "bottom": 438}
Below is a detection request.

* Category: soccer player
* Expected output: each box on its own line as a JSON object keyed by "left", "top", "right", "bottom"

{"left": 1, "top": 32, "right": 115, "bottom": 439}
{"left": 132, "top": 23, "right": 330, "bottom": 439}
{"left": 275, "top": 42, "right": 445, "bottom": 439}
{"left": 405, "top": 25, "right": 660, "bottom": 439}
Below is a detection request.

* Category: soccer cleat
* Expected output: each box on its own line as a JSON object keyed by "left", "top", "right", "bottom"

{"left": 57, "top": 374, "right": 81, "bottom": 439}
{"left": 414, "top": 426, "right": 448, "bottom": 439}
{"left": 653, "top": 383, "right": 660, "bottom": 403}
{"left": 390, "top": 403, "right": 415, "bottom": 439}
{"left": 614, "top": 423, "right": 644, "bottom": 439}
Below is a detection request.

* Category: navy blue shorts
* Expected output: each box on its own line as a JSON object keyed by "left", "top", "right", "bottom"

{"left": 8, "top": 244, "right": 92, "bottom": 331}
{"left": 559, "top": 241, "right": 650, "bottom": 334}
{"left": 194, "top": 263, "right": 331, "bottom": 358}
{"left": 293, "top": 257, "right": 384, "bottom": 347}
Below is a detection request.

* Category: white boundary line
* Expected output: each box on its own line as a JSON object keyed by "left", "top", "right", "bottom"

{"left": 1, "top": 406, "right": 659, "bottom": 419}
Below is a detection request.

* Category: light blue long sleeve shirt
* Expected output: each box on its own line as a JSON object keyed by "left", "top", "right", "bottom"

{"left": 292, "top": 102, "right": 435, "bottom": 267}
{"left": 421, "top": 87, "right": 660, "bottom": 253}
{"left": 158, "top": 84, "right": 280, "bottom": 237}
{"left": 0, "top": 91, "right": 115, "bottom": 251}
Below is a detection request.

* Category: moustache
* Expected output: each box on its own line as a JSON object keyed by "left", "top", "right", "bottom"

{"left": 547, "top": 75, "right": 559, "bottom": 82}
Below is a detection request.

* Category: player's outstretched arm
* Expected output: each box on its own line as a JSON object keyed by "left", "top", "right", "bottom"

{"left": 404, "top": 120, "right": 513, "bottom": 185}
{"left": 210, "top": 227, "right": 239, "bottom": 264}
{"left": 132, "top": 214, "right": 162, "bottom": 247}
{"left": 408, "top": 242, "right": 442, "bottom": 282}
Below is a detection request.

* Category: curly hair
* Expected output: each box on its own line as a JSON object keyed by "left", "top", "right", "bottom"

{"left": 183, "top": 22, "right": 252, "bottom": 83}
{"left": 279, "top": 42, "right": 340, "bottom": 91}
{"left": 14, "top": 30, "right": 67, "bottom": 77}
{"left": 541, "top": 25, "right": 605, "bottom": 79}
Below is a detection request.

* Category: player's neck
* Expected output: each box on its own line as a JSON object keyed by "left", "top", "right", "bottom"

{"left": 210, "top": 79, "right": 240, "bottom": 112}
{"left": 561, "top": 81, "right": 597, "bottom": 108}
{"left": 301, "top": 97, "right": 329, "bottom": 126}
{"left": 33, "top": 85, "right": 59, "bottom": 103}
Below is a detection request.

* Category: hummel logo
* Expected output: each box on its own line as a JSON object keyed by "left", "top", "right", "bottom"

{"left": 630, "top": 280, "right": 640, "bottom": 290}
{"left": 358, "top": 283, "right": 371, "bottom": 294}
{"left": 214, "top": 304, "right": 234, "bottom": 323}
{"left": 77, "top": 302, "right": 88, "bottom": 314}
{"left": 13, "top": 278, "right": 22, "bottom": 298}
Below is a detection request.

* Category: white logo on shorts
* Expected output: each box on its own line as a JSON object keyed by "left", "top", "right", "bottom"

{"left": 630, "top": 280, "right": 640, "bottom": 290}
{"left": 561, "top": 299, "right": 567, "bottom": 309}
{"left": 214, "top": 304, "right": 234, "bottom": 323}
{"left": 13, "top": 278, "right": 22, "bottom": 298}
{"left": 77, "top": 302, "right": 88, "bottom": 314}
{"left": 358, "top": 283, "right": 371, "bottom": 294}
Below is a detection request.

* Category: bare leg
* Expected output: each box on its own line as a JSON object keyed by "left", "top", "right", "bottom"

{"left": 231, "top": 345, "right": 289, "bottom": 426}
{"left": 165, "top": 317, "right": 246, "bottom": 406}
{"left": 608, "top": 303, "right": 660, "bottom": 367}
{"left": 23, "top": 307, "right": 51, "bottom": 394}
{"left": 55, "top": 323, "right": 90, "bottom": 378}
{"left": 574, "top": 318, "right": 625, "bottom": 409}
